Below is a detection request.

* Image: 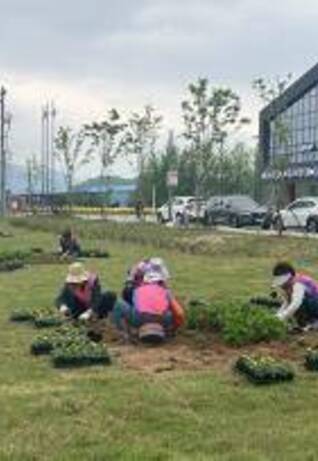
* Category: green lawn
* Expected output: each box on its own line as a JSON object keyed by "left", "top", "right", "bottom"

{"left": 0, "top": 221, "right": 318, "bottom": 460}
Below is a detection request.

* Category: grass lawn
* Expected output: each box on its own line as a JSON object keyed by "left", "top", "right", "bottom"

{"left": 0, "top": 220, "right": 318, "bottom": 460}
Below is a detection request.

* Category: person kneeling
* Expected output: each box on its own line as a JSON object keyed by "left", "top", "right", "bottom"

{"left": 114, "top": 266, "right": 185, "bottom": 344}
{"left": 272, "top": 261, "right": 318, "bottom": 331}
{"left": 56, "top": 262, "right": 116, "bottom": 321}
{"left": 59, "top": 228, "right": 81, "bottom": 258}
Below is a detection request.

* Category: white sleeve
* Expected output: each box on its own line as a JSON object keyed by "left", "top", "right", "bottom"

{"left": 276, "top": 283, "right": 306, "bottom": 321}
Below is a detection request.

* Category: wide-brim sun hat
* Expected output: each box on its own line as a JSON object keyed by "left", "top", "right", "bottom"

{"left": 272, "top": 273, "right": 292, "bottom": 288}
{"left": 66, "top": 262, "right": 89, "bottom": 284}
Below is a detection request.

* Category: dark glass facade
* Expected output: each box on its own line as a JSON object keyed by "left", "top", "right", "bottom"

{"left": 260, "top": 63, "right": 318, "bottom": 182}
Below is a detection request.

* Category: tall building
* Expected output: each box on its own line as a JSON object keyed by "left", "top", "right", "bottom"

{"left": 259, "top": 62, "right": 318, "bottom": 204}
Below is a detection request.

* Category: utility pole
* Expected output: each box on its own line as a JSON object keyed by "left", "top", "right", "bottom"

{"left": 50, "top": 102, "right": 56, "bottom": 193}
{"left": 41, "top": 105, "right": 46, "bottom": 195}
{"left": 45, "top": 102, "right": 50, "bottom": 195}
{"left": 0, "top": 87, "right": 7, "bottom": 217}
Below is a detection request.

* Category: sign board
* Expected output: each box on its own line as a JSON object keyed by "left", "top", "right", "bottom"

{"left": 166, "top": 170, "right": 178, "bottom": 187}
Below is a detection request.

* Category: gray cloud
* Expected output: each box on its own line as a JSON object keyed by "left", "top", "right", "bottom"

{"left": 0, "top": 0, "right": 317, "bottom": 173}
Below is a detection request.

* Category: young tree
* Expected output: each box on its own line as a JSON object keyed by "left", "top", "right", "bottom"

{"left": 84, "top": 109, "right": 127, "bottom": 205}
{"left": 54, "top": 126, "right": 93, "bottom": 205}
{"left": 181, "top": 78, "right": 250, "bottom": 202}
{"left": 124, "top": 105, "right": 162, "bottom": 202}
{"left": 26, "top": 154, "right": 41, "bottom": 209}
{"left": 252, "top": 74, "right": 293, "bottom": 206}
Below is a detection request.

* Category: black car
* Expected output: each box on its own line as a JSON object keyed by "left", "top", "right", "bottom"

{"left": 204, "top": 195, "right": 267, "bottom": 227}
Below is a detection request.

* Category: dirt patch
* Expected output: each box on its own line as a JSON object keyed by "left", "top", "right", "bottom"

{"left": 97, "top": 323, "right": 312, "bottom": 374}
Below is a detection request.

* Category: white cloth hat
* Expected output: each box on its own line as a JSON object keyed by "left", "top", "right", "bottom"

{"left": 66, "top": 262, "right": 89, "bottom": 284}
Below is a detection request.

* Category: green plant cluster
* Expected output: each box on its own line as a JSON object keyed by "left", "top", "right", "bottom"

{"left": 235, "top": 354, "right": 295, "bottom": 384}
{"left": 186, "top": 299, "right": 287, "bottom": 346}
{"left": 305, "top": 349, "right": 318, "bottom": 371}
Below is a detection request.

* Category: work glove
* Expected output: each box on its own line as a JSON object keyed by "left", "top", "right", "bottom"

{"left": 79, "top": 309, "right": 93, "bottom": 321}
{"left": 59, "top": 305, "right": 69, "bottom": 315}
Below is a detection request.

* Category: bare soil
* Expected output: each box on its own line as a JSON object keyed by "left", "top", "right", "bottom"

{"left": 96, "top": 322, "right": 318, "bottom": 374}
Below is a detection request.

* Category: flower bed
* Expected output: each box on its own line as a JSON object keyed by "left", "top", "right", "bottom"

{"left": 235, "top": 355, "right": 295, "bottom": 384}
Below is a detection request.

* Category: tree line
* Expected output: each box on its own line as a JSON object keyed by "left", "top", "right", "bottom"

{"left": 26, "top": 75, "right": 293, "bottom": 207}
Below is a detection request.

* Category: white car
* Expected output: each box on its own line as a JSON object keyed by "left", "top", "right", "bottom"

{"left": 277, "top": 197, "right": 318, "bottom": 230}
{"left": 157, "top": 196, "right": 206, "bottom": 223}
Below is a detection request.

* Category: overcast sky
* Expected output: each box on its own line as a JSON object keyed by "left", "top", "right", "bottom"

{"left": 2, "top": 0, "right": 318, "bottom": 179}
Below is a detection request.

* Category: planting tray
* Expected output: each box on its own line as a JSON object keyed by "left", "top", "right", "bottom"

{"left": 34, "top": 318, "right": 63, "bottom": 328}
{"left": 31, "top": 339, "right": 54, "bottom": 355}
{"left": 305, "top": 350, "right": 318, "bottom": 371}
{"left": 10, "top": 310, "right": 34, "bottom": 322}
{"left": 52, "top": 354, "right": 111, "bottom": 368}
{"left": 0, "top": 261, "right": 25, "bottom": 272}
{"left": 80, "top": 250, "right": 109, "bottom": 259}
{"left": 236, "top": 355, "right": 295, "bottom": 385}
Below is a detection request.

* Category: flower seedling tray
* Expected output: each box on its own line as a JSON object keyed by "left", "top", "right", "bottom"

{"left": 52, "top": 342, "right": 111, "bottom": 368}
{"left": 31, "top": 336, "right": 54, "bottom": 355}
{"left": 34, "top": 317, "right": 63, "bottom": 328}
{"left": 10, "top": 309, "right": 35, "bottom": 322}
{"left": 0, "top": 260, "right": 25, "bottom": 272}
{"left": 236, "top": 355, "right": 294, "bottom": 385}
{"left": 33, "top": 308, "right": 63, "bottom": 328}
{"left": 305, "top": 349, "right": 318, "bottom": 371}
{"left": 80, "top": 249, "right": 109, "bottom": 259}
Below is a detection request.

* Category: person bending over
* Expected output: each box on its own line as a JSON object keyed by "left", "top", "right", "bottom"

{"left": 272, "top": 261, "right": 318, "bottom": 330}
{"left": 56, "top": 262, "right": 116, "bottom": 321}
{"left": 59, "top": 228, "right": 81, "bottom": 258}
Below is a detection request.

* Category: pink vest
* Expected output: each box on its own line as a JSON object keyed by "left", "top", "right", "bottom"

{"left": 134, "top": 284, "right": 170, "bottom": 316}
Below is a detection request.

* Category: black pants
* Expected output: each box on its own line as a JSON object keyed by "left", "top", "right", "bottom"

{"left": 93, "top": 291, "right": 117, "bottom": 319}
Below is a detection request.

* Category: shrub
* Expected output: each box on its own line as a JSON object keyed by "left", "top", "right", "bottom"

{"left": 186, "top": 299, "right": 287, "bottom": 346}
{"left": 235, "top": 354, "right": 295, "bottom": 384}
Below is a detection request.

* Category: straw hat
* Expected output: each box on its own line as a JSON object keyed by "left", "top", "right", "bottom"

{"left": 66, "top": 262, "right": 89, "bottom": 284}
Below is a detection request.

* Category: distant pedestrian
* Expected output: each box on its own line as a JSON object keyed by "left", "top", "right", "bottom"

{"left": 135, "top": 200, "right": 144, "bottom": 221}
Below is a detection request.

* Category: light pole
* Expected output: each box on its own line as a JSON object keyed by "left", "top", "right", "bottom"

{"left": 0, "top": 87, "right": 9, "bottom": 217}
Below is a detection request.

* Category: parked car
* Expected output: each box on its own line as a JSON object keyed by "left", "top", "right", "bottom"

{"left": 157, "top": 196, "right": 206, "bottom": 223}
{"left": 273, "top": 197, "right": 318, "bottom": 231}
{"left": 204, "top": 195, "right": 267, "bottom": 227}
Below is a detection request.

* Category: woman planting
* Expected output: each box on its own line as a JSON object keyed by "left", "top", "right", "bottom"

{"left": 115, "top": 258, "right": 185, "bottom": 342}
{"left": 59, "top": 228, "right": 81, "bottom": 258}
{"left": 272, "top": 261, "right": 318, "bottom": 330}
{"left": 56, "top": 262, "right": 116, "bottom": 321}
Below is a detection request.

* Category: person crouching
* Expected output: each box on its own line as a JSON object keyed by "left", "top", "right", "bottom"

{"left": 114, "top": 262, "right": 185, "bottom": 343}
{"left": 273, "top": 261, "right": 318, "bottom": 331}
{"left": 56, "top": 262, "right": 116, "bottom": 321}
